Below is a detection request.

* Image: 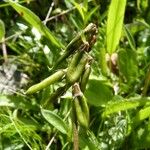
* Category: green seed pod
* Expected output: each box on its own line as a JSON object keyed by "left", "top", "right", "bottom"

{"left": 78, "top": 95, "right": 89, "bottom": 122}
{"left": 72, "top": 83, "right": 89, "bottom": 128}
{"left": 73, "top": 97, "right": 88, "bottom": 128}
{"left": 80, "top": 64, "right": 91, "bottom": 93}
{"left": 66, "top": 52, "right": 88, "bottom": 84}
{"left": 66, "top": 51, "right": 83, "bottom": 81}
{"left": 26, "top": 69, "right": 66, "bottom": 94}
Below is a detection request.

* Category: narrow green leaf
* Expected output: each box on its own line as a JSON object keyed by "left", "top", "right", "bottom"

{"left": 73, "top": 2, "right": 85, "bottom": 21}
{"left": 0, "top": 19, "right": 5, "bottom": 42}
{"left": 123, "top": 25, "right": 136, "bottom": 51}
{"left": 83, "top": 0, "right": 88, "bottom": 12}
{"left": 136, "top": 19, "right": 150, "bottom": 29}
{"left": 107, "top": 0, "right": 127, "bottom": 54}
{"left": 41, "top": 108, "right": 68, "bottom": 135}
{"left": 85, "top": 6, "right": 99, "bottom": 23}
{"left": 8, "top": 0, "right": 64, "bottom": 48}
{"left": 102, "top": 97, "right": 150, "bottom": 117}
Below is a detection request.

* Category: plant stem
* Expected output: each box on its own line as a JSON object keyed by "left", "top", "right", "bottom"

{"left": 142, "top": 66, "right": 150, "bottom": 96}
{"left": 73, "top": 123, "right": 79, "bottom": 150}
{"left": 2, "top": 37, "right": 8, "bottom": 63}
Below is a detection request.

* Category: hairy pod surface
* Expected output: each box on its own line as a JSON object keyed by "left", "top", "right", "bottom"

{"left": 80, "top": 64, "right": 91, "bottom": 93}
{"left": 66, "top": 52, "right": 88, "bottom": 84}
{"left": 73, "top": 97, "right": 88, "bottom": 128}
{"left": 72, "top": 83, "right": 89, "bottom": 128}
{"left": 66, "top": 51, "right": 83, "bottom": 83}
{"left": 26, "top": 69, "right": 66, "bottom": 94}
{"left": 78, "top": 95, "right": 89, "bottom": 122}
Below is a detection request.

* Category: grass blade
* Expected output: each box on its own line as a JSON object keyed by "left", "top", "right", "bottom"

{"left": 124, "top": 25, "right": 136, "bottom": 51}
{"left": 73, "top": 2, "right": 85, "bottom": 21}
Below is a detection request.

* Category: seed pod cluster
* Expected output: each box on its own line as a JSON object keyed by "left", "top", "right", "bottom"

{"left": 26, "top": 23, "right": 97, "bottom": 130}
{"left": 51, "top": 23, "right": 97, "bottom": 71}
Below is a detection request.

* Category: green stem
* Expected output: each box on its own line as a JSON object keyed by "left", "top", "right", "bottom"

{"left": 142, "top": 66, "right": 150, "bottom": 96}
{"left": 43, "top": 84, "right": 71, "bottom": 108}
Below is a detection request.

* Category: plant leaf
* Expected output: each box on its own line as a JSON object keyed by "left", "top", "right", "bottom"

{"left": 118, "top": 48, "right": 138, "bottom": 82}
{"left": 0, "top": 19, "right": 5, "bottom": 42}
{"left": 0, "top": 95, "right": 38, "bottom": 110}
{"left": 41, "top": 108, "right": 68, "bottom": 135}
{"left": 107, "top": 0, "right": 127, "bottom": 54}
{"left": 85, "top": 79, "right": 113, "bottom": 106}
{"left": 85, "top": 6, "right": 99, "bottom": 23}
{"left": 132, "top": 106, "right": 150, "bottom": 128}
{"left": 102, "top": 97, "right": 150, "bottom": 117}
{"left": 73, "top": 2, "right": 85, "bottom": 21}
{"left": 8, "top": 0, "right": 64, "bottom": 48}
{"left": 0, "top": 95, "right": 15, "bottom": 107}
{"left": 130, "top": 124, "right": 150, "bottom": 149}
{"left": 79, "top": 131, "right": 99, "bottom": 150}
{"left": 123, "top": 25, "right": 136, "bottom": 51}
{"left": 83, "top": 0, "right": 88, "bottom": 12}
